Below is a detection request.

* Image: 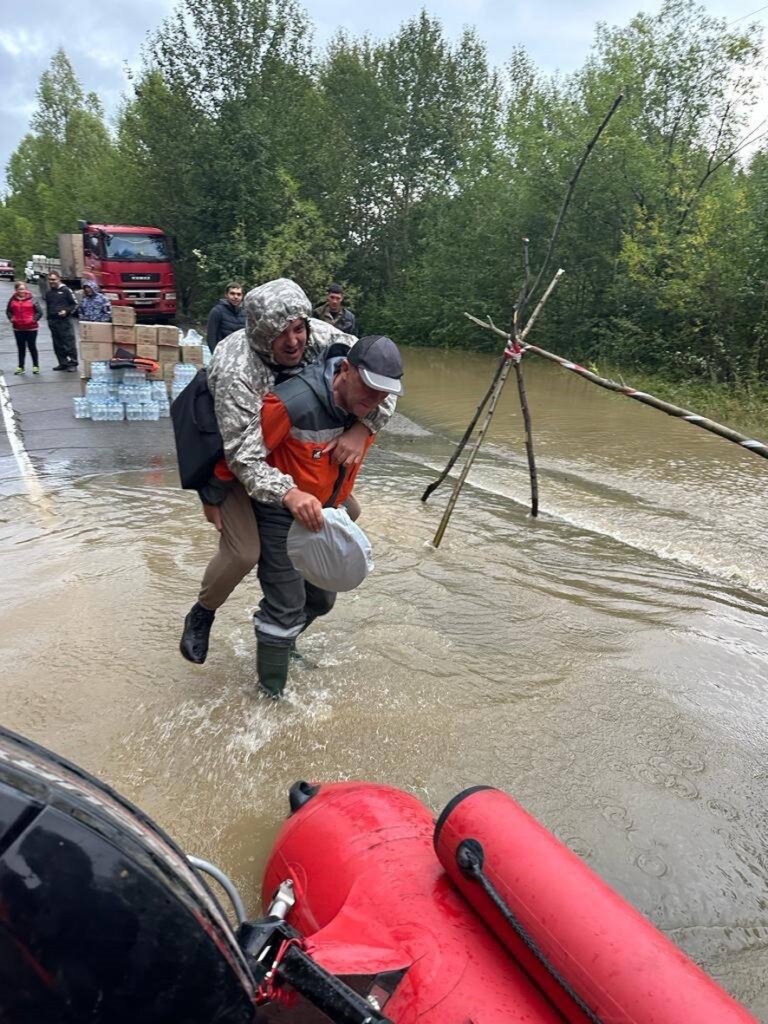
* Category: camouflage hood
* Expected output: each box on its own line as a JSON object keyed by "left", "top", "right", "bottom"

{"left": 245, "top": 278, "right": 312, "bottom": 362}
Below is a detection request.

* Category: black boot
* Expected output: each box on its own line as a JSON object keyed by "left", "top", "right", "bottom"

{"left": 180, "top": 602, "right": 215, "bottom": 664}
{"left": 257, "top": 642, "right": 290, "bottom": 698}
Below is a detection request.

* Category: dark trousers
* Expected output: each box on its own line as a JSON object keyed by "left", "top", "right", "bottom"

{"left": 14, "top": 330, "right": 40, "bottom": 368}
{"left": 253, "top": 503, "right": 336, "bottom": 648}
{"left": 49, "top": 318, "right": 78, "bottom": 367}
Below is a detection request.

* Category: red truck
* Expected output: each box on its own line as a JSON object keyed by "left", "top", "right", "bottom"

{"left": 58, "top": 221, "right": 177, "bottom": 322}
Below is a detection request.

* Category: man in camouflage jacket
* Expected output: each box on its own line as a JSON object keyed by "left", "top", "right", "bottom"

{"left": 179, "top": 278, "right": 395, "bottom": 666}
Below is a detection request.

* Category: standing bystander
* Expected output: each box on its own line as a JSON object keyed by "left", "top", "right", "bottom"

{"left": 78, "top": 281, "right": 112, "bottom": 322}
{"left": 314, "top": 283, "right": 357, "bottom": 335}
{"left": 6, "top": 282, "right": 43, "bottom": 375}
{"left": 206, "top": 282, "right": 245, "bottom": 351}
{"left": 44, "top": 271, "right": 78, "bottom": 371}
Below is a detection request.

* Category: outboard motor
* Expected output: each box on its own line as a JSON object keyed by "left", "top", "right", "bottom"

{"left": 0, "top": 726, "right": 259, "bottom": 1023}
{"left": 0, "top": 727, "right": 389, "bottom": 1024}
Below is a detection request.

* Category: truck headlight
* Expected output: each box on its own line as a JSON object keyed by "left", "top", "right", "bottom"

{"left": 104, "top": 292, "right": 120, "bottom": 300}
{"left": 165, "top": 292, "right": 176, "bottom": 301}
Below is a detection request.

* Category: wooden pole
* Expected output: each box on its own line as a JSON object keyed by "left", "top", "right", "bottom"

{"left": 422, "top": 271, "right": 564, "bottom": 504}
{"left": 514, "top": 356, "right": 538, "bottom": 516}
{"left": 523, "top": 342, "right": 768, "bottom": 460}
{"left": 430, "top": 271, "right": 563, "bottom": 547}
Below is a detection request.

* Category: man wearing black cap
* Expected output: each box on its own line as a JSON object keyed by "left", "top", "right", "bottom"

{"left": 314, "top": 283, "right": 357, "bottom": 336}
{"left": 254, "top": 334, "right": 403, "bottom": 697}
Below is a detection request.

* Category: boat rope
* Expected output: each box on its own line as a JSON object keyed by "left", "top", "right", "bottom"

{"left": 456, "top": 838, "right": 604, "bottom": 1024}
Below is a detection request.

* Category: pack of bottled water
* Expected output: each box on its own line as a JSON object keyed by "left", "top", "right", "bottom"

{"left": 73, "top": 363, "right": 172, "bottom": 422}
{"left": 90, "top": 361, "right": 113, "bottom": 380}
{"left": 179, "top": 328, "right": 211, "bottom": 367}
{"left": 171, "top": 363, "right": 198, "bottom": 402}
{"left": 85, "top": 380, "right": 110, "bottom": 401}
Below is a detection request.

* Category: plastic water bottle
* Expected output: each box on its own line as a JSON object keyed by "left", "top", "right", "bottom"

{"left": 126, "top": 404, "right": 142, "bottom": 422}
{"left": 72, "top": 397, "right": 90, "bottom": 419}
{"left": 91, "top": 361, "right": 110, "bottom": 379}
{"left": 106, "top": 398, "right": 124, "bottom": 421}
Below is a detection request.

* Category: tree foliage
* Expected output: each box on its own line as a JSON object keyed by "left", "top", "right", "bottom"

{"left": 1, "top": 0, "right": 767, "bottom": 383}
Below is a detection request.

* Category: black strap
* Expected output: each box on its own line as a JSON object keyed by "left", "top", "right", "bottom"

{"left": 324, "top": 465, "right": 347, "bottom": 509}
{"left": 456, "top": 839, "right": 603, "bottom": 1024}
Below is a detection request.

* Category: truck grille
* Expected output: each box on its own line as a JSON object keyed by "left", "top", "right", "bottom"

{"left": 123, "top": 289, "right": 162, "bottom": 305}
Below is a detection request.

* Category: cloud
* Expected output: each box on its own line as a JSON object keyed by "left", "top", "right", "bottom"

{"left": 2, "top": 0, "right": 766, "bottom": 191}
{"left": 0, "top": 0, "right": 174, "bottom": 189}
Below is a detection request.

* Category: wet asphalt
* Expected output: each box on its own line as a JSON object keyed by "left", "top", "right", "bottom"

{"left": 0, "top": 280, "right": 176, "bottom": 496}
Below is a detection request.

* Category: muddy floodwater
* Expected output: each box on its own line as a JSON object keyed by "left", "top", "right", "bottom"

{"left": 2, "top": 346, "right": 768, "bottom": 1017}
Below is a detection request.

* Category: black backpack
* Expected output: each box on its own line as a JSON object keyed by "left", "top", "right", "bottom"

{"left": 170, "top": 368, "right": 225, "bottom": 489}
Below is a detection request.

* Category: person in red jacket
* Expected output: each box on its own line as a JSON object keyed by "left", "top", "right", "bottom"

{"left": 6, "top": 281, "right": 43, "bottom": 375}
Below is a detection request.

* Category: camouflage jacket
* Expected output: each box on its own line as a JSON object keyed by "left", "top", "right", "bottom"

{"left": 207, "top": 278, "right": 395, "bottom": 505}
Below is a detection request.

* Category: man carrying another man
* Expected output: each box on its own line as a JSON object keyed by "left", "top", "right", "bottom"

{"left": 314, "top": 283, "right": 357, "bottom": 335}
{"left": 254, "top": 334, "right": 403, "bottom": 696}
{"left": 180, "top": 278, "right": 395, "bottom": 665}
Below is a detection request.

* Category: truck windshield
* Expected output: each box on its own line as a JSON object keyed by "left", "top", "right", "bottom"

{"left": 104, "top": 233, "right": 168, "bottom": 261}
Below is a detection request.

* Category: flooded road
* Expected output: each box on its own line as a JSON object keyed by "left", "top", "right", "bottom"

{"left": 2, "top": 331, "right": 768, "bottom": 1016}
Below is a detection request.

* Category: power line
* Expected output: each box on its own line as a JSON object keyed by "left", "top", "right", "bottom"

{"left": 728, "top": 4, "right": 768, "bottom": 26}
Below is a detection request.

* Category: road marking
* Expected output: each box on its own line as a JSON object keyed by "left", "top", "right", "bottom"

{"left": 0, "top": 371, "right": 44, "bottom": 495}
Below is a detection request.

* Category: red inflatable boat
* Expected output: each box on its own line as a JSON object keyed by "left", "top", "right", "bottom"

{"left": 0, "top": 722, "right": 757, "bottom": 1023}
{"left": 262, "top": 780, "right": 757, "bottom": 1023}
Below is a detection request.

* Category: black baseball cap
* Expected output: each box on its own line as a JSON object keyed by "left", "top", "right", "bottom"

{"left": 348, "top": 335, "right": 404, "bottom": 396}
{"left": 328, "top": 283, "right": 344, "bottom": 294}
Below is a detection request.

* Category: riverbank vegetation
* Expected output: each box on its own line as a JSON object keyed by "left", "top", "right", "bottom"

{"left": 1, "top": 0, "right": 767, "bottom": 397}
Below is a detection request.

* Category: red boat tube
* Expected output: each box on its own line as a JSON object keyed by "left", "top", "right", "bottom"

{"left": 435, "top": 785, "right": 756, "bottom": 1024}
{"left": 263, "top": 782, "right": 566, "bottom": 1022}
{"left": 263, "top": 781, "right": 757, "bottom": 1024}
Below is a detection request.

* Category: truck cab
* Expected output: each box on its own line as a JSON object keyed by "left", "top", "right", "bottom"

{"left": 63, "top": 223, "right": 177, "bottom": 322}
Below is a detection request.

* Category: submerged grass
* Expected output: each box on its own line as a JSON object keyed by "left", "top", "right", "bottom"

{"left": 592, "top": 366, "right": 768, "bottom": 441}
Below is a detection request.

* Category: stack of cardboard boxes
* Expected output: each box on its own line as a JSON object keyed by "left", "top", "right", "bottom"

{"left": 79, "top": 307, "right": 204, "bottom": 392}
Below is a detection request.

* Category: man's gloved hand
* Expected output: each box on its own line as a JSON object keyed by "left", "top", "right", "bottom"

{"left": 283, "top": 488, "right": 324, "bottom": 532}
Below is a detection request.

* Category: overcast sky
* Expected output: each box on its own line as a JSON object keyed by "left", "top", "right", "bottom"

{"left": 2, "top": 0, "right": 766, "bottom": 190}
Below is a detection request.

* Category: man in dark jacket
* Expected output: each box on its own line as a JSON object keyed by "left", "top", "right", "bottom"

{"left": 313, "top": 283, "right": 357, "bottom": 335}
{"left": 206, "top": 282, "right": 245, "bottom": 351}
{"left": 44, "top": 271, "right": 78, "bottom": 371}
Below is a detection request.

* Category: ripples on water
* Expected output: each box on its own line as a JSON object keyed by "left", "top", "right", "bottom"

{"left": 1, "top": 349, "right": 767, "bottom": 1016}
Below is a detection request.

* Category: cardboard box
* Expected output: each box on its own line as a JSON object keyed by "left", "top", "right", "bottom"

{"left": 156, "top": 325, "right": 181, "bottom": 346}
{"left": 80, "top": 341, "right": 113, "bottom": 364}
{"left": 135, "top": 325, "right": 158, "bottom": 346}
{"left": 58, "top": 233, "right": 84, "bottom": 279}
{"left": 112, "top": 306, "right": 136, "bottom": 326}
{"left": 80, "top": 321, "right": 113, "bottom": 344}
{"left": 113, "top": 324, "right": 136, "bottom": 346}
{"left": 158, "top": 344, "right": 179, "bottom": 365}
{"left": 162, "top": 361, "right": 178, "bottom": 381}
{"left": 179, "top": 345, "right": 204, "bottom": 366}
{"left": 136, "top": 341, "right": 159, "bottom": 360}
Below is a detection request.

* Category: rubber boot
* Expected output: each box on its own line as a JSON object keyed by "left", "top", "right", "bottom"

{"left": 180, "top": 602, "right": 215, "bottom": 664}
{"left": 257, "top": 642, "right": 290, "bottom": 699}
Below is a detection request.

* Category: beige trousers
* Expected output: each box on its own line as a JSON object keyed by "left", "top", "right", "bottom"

{"left": 197, "top": 481, "right": 361, "bottom": 611}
